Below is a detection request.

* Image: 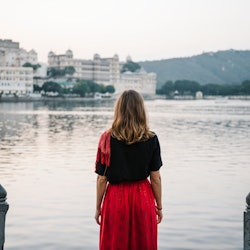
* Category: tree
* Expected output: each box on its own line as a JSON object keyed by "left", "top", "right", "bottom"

{"left": 47, "top": 66, "right": 75, "bottom": 78}
{"left": 121, "top": 61, "right": 141, "bottom": 73}
{"left": 42, "top": 81, "right": 63, "bottom": 94}
{"left": 161, "top": 81, "right": 174, "bottom": 96}
{"left": 47, "top": 68, "right": 59, "bottom": 77}
{"left": 33, "top": 84, "right": 42, "bottom": 92}
{"left": 65, "top": 66, "right": 75, "bottom": 75}
{"left": 72, "top": 80, "right": 115, "bottom": 97}
{"left": 174, "top": 80, "right": 200, "bottom": 95}
{"left": 240, "top": 80, "right": 250, "bottom": 95}
{"left": 86, "top": 80, "right": 102, "bottom": 93}
{"left": 201, "top": 84, "right": 222, "bottom": 95}
{"left": 72, "top": 81, "right": 90, "bottom": 97}
{"left": 105, "top": 85, "right": 115, "bottom": 93}
{"left": 219, "top": 85, "right": 240, "bottom": 96}
{"left": 23, "top": 62, "right": 41, "bottom": 71}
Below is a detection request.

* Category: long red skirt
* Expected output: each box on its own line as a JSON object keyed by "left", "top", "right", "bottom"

{"left": 100, "top": 179, "right": 157, "bottom": 250}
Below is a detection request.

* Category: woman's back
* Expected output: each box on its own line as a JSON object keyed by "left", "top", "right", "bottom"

{"left": 95, "top": 90, "right": 163, "bottom": 250}
{"left": 102, "top": 135, "right": 162, "bottom": 183}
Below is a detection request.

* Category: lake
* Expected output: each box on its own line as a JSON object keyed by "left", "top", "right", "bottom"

{"left": 0, "top": 99, "right": 250, "bottom": 250}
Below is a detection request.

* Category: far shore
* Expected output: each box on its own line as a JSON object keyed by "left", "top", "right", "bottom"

{"left": 0, "top": 95, "right": 250, "bottom": 103}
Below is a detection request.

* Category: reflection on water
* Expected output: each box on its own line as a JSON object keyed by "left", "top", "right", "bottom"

{"left": 0, "top": 99, "right": 250, "bottom": 250}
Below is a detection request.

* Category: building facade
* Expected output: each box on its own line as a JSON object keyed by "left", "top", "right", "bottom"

{"left": 0, "top": 67, "right": 33, "bottom": 95}
{"left": 0, "top": 39, "right": 37, "bottom": 96}
{"left": 0, "top": 39, "right": 38, "bottom": 67}
{"left": 48, "top": 50, "right": 157, "bottom": 94}
{"left": 117, "top": 69, "right": 156, "bottom": 95}
{"left": 48, "top": 50, "right": 120, "bottom": 86}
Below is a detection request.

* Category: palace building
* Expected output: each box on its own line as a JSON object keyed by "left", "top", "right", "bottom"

{"left": 48, "top": 50, "right": 157, "bottom": 95}
{"left": 48, "top": 50, "right": 120, "bottom": 87}
{"left": 0, "top": 39, "right": 157, "bottom": 96}
{"left": 0, "top": 39, "right": 37, "bottom": 96}
{"left": 0, "top": 67, "right": 33, "bottom": 95}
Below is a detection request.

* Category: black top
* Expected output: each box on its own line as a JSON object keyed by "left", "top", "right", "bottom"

{"left": 95, "top": 134, "right": 162, "bottom": 184}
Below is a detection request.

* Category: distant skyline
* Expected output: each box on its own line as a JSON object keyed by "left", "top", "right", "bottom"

{"left": 1, "top": 0, "right": 250, "bottom": 63}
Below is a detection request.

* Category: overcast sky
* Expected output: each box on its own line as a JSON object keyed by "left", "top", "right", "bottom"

{"left": 1, "top": 0, "right": 250, "bottom": 63}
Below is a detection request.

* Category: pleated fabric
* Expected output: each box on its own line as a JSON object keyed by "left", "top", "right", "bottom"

{"left": 100, "top": 179, "right": 157, "bottom": 250}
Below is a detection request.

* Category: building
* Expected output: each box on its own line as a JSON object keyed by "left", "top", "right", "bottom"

{"left": 117, "top": 69, "right": 156, "bottom": 95}
{"left": 48, "top": 50, "right": 120, "bottom": 87}
{"left": 0, "top": 67, "right": 33, "bottom": 96}
{"left": 48, "top": 50, "right": 157, "bottom": 95}
{"left": 0, "top": 39, "right": 38, "bottom": 67}
{"left": 0, "top": 39, "right": 19, "bottom": 49}
{"left": 0, "top": 39, "right": 37, "bottom": 96}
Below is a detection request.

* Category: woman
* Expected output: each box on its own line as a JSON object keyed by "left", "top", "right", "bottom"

{"left": 95, "top": 90, "right": 163, "bottom": 250}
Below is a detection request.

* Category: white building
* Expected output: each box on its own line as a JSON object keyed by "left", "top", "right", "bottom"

{"left": 117, "top": 69, "right": 156, "bottom": 95}
{"left": 0, "top": 67, "right": 33, "bottom": 96}
{"left": 48, "top": 50, "right": 157, "bottom": 95}
{"left": 0, "top": 39, "right": 38, "bottom": 67}
{"left": 0, "top": 39, "right": 38, "bottom": 96}
{"left": 48, "top": 50, "right": 120, "bottom": 86}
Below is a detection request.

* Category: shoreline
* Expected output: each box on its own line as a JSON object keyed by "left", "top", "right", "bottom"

{"left": 0, "top": 96, "right": 114, "bottom": 103}
{"left": 0, "top": 95, "right": 250, "bottom": 102}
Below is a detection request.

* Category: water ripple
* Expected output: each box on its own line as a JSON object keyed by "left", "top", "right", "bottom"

{"left": 1, "top": 100, "right": 249, "bottom": 249}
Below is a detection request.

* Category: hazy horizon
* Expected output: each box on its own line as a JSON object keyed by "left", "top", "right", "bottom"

{"left": 1, "top": 0, "right": 250, "bottom": 63}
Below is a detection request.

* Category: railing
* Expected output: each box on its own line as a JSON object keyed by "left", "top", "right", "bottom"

{"left": 244, "top": 192, "right": 250, "bottom": 250}
{"left": 0, "top": 187, "right": 249, "bottom": 249}
{"left": 0, "top": 185, "right": 9, "bottom": 250}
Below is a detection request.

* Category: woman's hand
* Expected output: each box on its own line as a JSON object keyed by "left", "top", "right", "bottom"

{"left": 95, "top": 175, "right": 107, "bottom": 226}
{"left": 95, "top": 208, "right": 101, "bottom": 225}
{"left": 150, "top": 171, "right": 162, "bottom": 224}
{"left": 155, "top": 207, "right": 163, "bottom": 224}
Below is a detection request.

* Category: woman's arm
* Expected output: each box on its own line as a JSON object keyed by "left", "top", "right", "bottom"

{"left": 95, "top": 174, "right": 108, "bottom": 225}
{"left": 150, "top": 170, "right": 163, "bottom": 224}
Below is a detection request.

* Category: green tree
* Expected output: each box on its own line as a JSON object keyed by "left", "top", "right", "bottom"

{"left": 64, "top": 66, "right": 76, "bottom": 75}
{"left": 23, "top": 62, "right": 41, "bottom": 71}
{"left": 33, "top": 84, "right": 42, "bottom": 92}
{"left": 161, "top": 81, "right": 174, "bottom": 96}
{"left": 98, "top": 84, "right": 106, "bottom": 93}
{"left": 86, "top": 80, "right": 102, "bottom": 93}
{"left": 47, "top": 66, "right": 75, "bottom": 77}
{"left": 240, "top": 80, "right": 250, "bottom": 95}
{"left": 121, "top": 61, "right": 141, "bottom": 73}
{"left": 72, "top": 81, "right": 90, "bottom": 97}
{"left": 42, "top": 81, "right": 63, "bottom": 94}
{"left": 201, "top": 84, "right": 222, "bottom": 95}
{"left": 72, "top": 80, "right": 115, "bottom": 96}
{"left": 47, "top": 68, "right": 57, "bottom": 77}
{"left": 174, "top": 80, "right": 200, "bottom": 95}
{"left": 219, "top": 85, "right": 240, "bottom": 96}
{"left": 105, "top": 85, "right": 115, "bottom": 93}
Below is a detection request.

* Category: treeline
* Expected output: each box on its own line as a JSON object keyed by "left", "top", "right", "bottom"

{"left": 47, "top": 66, "right": 76, "bottom": 77}
{"left": 121, "top": 61, "right": 141, "bottom": 73}
{"left": 34, "top": 80, "right": 115, "bottom": 97}
{"left": 23, "top": 62, "right": 41, "bottom": 71}
{"left": 157, "top": 80, "right": 250, "bottom": 96}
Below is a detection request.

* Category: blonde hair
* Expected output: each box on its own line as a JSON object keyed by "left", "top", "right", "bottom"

{"left": 111, "top": 90, "right": 154, "bottom": 144}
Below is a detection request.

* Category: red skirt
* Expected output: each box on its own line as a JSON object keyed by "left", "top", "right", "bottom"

{"left": 100, "top": 179, "right": 157, "bottom": 250}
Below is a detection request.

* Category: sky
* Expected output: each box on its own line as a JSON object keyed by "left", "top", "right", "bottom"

{"left": 1, "top": 0, "right": 250, "bottom": 63}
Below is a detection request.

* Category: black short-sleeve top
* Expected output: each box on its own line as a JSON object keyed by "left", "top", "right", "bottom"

{"left": 95, "top": 133, "right": 162, "bottom": 184}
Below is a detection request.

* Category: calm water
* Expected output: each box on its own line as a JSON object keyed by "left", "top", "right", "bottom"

{"left": 0, "top": 99, "right": 250, "bottom": 250}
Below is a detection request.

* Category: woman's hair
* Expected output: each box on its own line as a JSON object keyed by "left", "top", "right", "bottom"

{"left": 111, "top": 90, "right": 154, "bottom": 144}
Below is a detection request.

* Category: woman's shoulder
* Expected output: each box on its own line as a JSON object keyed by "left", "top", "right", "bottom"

{"left": 149, "top": 131, "right": 158, "bottom": 139}
{"left": 99, "top": 129, "right": 111, "bottom": 137}
{"left": 148, "top": 131, "right": 161, "bottom": 144}
{"left": 109, "top": 130, "right": 159, "bottom": 145}
{"left": 98, "top": 129, "right": 112, "bottom": 146}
